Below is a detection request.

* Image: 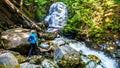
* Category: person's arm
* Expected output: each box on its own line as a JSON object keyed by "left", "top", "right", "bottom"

{"left": 34, "top": 34, "right": 37, "bottom": 43}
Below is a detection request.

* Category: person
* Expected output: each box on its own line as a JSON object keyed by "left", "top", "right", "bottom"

{"left": 27, "top": 30, "right": 37, "bottom": 59}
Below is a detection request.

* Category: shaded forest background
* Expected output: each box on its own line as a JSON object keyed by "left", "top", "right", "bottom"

{"left": 0, "top": 0, "right": 120, "bottom": 44}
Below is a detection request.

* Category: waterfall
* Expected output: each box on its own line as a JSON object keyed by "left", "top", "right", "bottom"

{"left": 44, "top": 2, "right": 68, "bottom": 32}
{"left": 44, "top": 2, "right": 119, "bottom": 68}
{"left": 69, "top": 42, "right": 119, "bottom": 68}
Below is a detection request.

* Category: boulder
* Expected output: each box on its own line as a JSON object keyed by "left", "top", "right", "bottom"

{"left": 109, "top": 49, "right": 120, "bottom": 58}
{"left": 39, "top": 42, "right": 50, "bottom": 50}
{"left": 81, "top": 55, "right": 103, "bottom": 68}
{"left": 54, "top": 45, "right": 85, "bottom": 68}
{"left": 0, "top": 52, "right": 19, "bottom": 68}
{"left": 85, "top": 61, "right": 97, "bottom": 68}
{"left": 29, "top": 55, "right": 44, "bottom": 64}
{"left": 41, "top": 59, "right": 59, "bottom": 68}
{"left": 1, "top": 28, "right": 31, "bottom": 54}
{"left": 20, "top": 62, "right": 41, "bottom": 68}
{"left": 52, "top": 38, "right": 66, "bottom": 47}
{"left": 0, "top": 50, "right": 26, "bottom": 63}
{"left": 87, "top": 54, "right": 101, "bottom": 64}
{"left": 38, "top": 32, "right": 57, "bottom": 40}
{"left": 1, "top": 28, "right": 30, "bottom": 49}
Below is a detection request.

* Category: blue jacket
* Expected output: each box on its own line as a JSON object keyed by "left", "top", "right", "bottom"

{"left": 28, "top": 33, "right": 37, "bottom": 44}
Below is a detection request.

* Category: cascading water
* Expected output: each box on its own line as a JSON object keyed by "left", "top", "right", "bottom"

{"left": 69, "top": 42, "right": 119, "bottom": 68}
{"left": 44, "top": 2, "right": 68, "bottom": 32}
{"left": 44, "top": 2, "right": 119, "bottom": 68}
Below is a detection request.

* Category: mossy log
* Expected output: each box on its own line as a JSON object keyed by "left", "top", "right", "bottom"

{"left": 4, "top": 0, "right": 42, "bottom": 31}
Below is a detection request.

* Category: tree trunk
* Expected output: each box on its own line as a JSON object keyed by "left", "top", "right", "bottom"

{"left": 4, "top": 0, "right": 42, "bottom": 31}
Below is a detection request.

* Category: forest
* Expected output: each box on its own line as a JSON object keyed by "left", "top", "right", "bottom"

{"left": 0, "top": 0, "right": 120, "bottom": 68}
{"left": 0, "top": 0, "right": 120, "bottom": 43}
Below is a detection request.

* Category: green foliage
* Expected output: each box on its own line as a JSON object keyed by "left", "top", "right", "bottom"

{"left": 114, "top": 0, "right": 120, "bottom": 4}
{"left": 1, "top": 0, "right": 120, "bottom": 44}
{"left": 24, "top": 0, "right": 55, "bottom": 20}
{"left": 59, "top": 0, "right": 120, "bottom": 43}
{"left": 23, "top": 0, "right": 120, "bottom": 43}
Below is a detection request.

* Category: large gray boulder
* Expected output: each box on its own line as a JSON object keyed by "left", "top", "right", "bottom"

{"left": 1, "top": 28, "right": 30, "bottom": 54}
{"left": 0, "top": 52, "right": 19, "bottom": 68}
{"left": 0, "top": 50, "right": 26, "bottom": 63}
{"left": 1, "top": 28, "right": 30, "bottom": 49}
{"left": 54, "top": 45, "right": 85, "bottom": 68}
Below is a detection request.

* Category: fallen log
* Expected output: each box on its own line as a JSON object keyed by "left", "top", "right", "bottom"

{"left": 4, "top": 0, "right": 42, "bottom": 31}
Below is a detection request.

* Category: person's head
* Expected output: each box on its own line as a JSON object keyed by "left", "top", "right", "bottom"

{"left": 31, "top": 30, "right": 35, "bottom": 33}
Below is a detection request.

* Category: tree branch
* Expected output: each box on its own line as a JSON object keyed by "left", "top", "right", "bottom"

{"left": 4, "top": 0, "right": 42, "bottom": 31}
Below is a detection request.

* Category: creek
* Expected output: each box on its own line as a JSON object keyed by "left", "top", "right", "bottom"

{"left": 44, "top": 2, "right": 119, "bottom": 68}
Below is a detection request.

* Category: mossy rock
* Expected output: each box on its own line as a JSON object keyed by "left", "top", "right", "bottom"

{"left": 41, "top": 59, "right": 59, "bottom": 68}
{"left": 47, "top": 41, "right": 54, "bottom": 46}
{"left": 0, "top": 53, "right": 19, "bottom": 68}
{"left": 29, "top": 55, "right": 44, "bottom": 64}
{"left": 41, "top": 32, "right": 57, "bottom": 40}
{"left": 54, "top": 45, "right": 85, "bottom": 68}
{"left": 0, "top": 64, "right": 20, "bottom": 68}
{"left": 87, "top": 54, "right": 101, "bottom": 64}
{"left": 0, "top": 50, "right": 26, "bottom": 63}
{"left": 58, "top": 53, "right": 85, "bottom": 68}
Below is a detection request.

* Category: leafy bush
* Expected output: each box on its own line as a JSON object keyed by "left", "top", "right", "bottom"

{"left": 59, "top": 0, "right": 120, "bottom": 43}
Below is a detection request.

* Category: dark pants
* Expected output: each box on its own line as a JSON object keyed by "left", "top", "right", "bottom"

{"left": 28, "top": 43, "right": 37, "bottom": 57}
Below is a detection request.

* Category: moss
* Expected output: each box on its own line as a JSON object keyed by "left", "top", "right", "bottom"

{"left": 29, "top": 56, "right": 44, "bottom": 64}
{"left": 58, "top": 54, "right": 85, "bottom": 68}
{"left": 0, "top": 64, "right": 20, "bottom": 68}
{"left": 87, "top": 54, "right": 101, "bottom": 64}
{"left": 0, "top": 39, "right": 9, "bottom": 49}
{"left": 43, "top": 32, "right": 57, "bottom": 40}
{"left": 14, "top": 64, "right": 20, "bottom": 68}
{"left": 0, "top": 65, "right": 11, "bottom": 68}
{"left": 15, "top": 55, "right": 26, "bottom": 63}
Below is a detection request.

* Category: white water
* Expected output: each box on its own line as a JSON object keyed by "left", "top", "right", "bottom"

{"left": 44, "top": 2, "right": 68, "bottom": 32}
{"left": 69, "top": 42, "right": 118, "bottom": 68}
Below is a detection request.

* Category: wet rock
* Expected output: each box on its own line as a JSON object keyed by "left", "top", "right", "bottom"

{"left": 52, "top": 37, "right": 76, "bottom": 49}
{"left": 29, "top": 55, "right": 44, "bottom": 64}
{"left": 86, "top": 61, "right": 97, "bottom": 68}
{"left": 69, "top": 42, "right": 86, "bottom": 52}
{"left": 39, "top": 42, "right": 50, "bottom": 50}
{"left": 38, "top": 41, "right": 55, "bottom": 58}
{"left": 81, "top": 55, "right": 102, "bottom": 68}
{"left": 54, "top": 45, "right": 85, "bottom": 68}
{"left": 41, "top": 59, "right": 59, "bottom": 68}
{"left": 87, "top": 54, "right": 101, "bottom": 64}
{"left": 0, "top": 52, "right": 19, "bottom": 68}
{"left": 52, "top": 38, "right": 66, "bottom": 47}
{"left": 116, "top": 40, "right": 120, "bottom": 47}
{"left": 39, "top": 32, "right": 57, "bottom": 40}
{"left": 20, "top": 62, "right": 41, "bottom": 68}
{"left": 108, "top": 49, "right": 120, "bottom": 58}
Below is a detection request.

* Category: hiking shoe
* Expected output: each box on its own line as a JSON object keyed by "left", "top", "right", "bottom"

{"left": 26, "top": 57, "right": 31, "bottom": 60}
